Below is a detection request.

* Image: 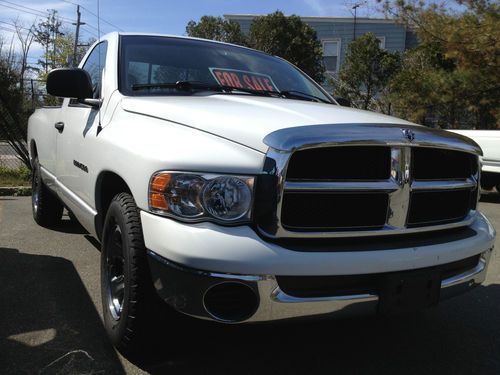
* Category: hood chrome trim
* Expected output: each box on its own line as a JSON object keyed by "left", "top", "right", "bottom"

{"left": 263, "top": 123, "right": 482, "bottom": 155}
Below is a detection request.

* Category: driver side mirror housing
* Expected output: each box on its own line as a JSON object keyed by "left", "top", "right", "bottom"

{"left": 46, "top": 68, "right": 93, "bottom": 100}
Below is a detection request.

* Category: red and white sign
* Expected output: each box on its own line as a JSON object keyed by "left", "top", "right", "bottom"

{"left": 209, "top": 68, "right": 279, "bottom": 92}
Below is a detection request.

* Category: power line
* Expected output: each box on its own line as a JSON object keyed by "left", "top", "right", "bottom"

{"left": 81, "top": 22, "right": 99, "bottom": 32}
{"left": 0, "top": 4, "right": 73, "bottom": 29}
{"left": 0, "top": 0, "right": 111, "bottom": 37}
{"left": 0, "top": 0, "right": 78, "bottom": 24}
{"left": 72, "top": 4, "right": 84, "bottom": 66}
{"left": 60, "top": 0, "right": 123, "bottom": 31}
{"left": 79, "top": 20, "right": 99, "bottom": 31}
{"left": 0, "top": 20, "right": 33, "bottom": 32}
{"left": 80, "top": 26, "right": 98, "bottom": 38}
{"left": 0, "top": 24, "right": 29, "bottom": 37}
{"left": 0, "top": 3, "right": 46, "bottom": 19}
{"left": 81, "top": 6, "right": 123, "bottom": 31}
{"left": 0, "top": 0, "right": 46, "bottom": 16}
{"left": 0, "top": 26, "right": 30, "bottom": 39}
{"left": 0, "top": 25, "right": 15, "bottom": 33}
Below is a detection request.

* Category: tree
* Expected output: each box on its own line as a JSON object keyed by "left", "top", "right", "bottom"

{"left": 0, "top": 39, "right": 30, "bottom": 168}
{"left": 335, "top": 33, "right": 401, "bottom": 110}
{"left": 33, "top": 9, "right": 64, "bottom": 76}
{"left": 379, "top": 0, "right": 499, "bottom": 128}
{"left": 248, "top": 11, "right": 325, "bottom": 82}
{"left": 36, "top": 32, "right": 95, "bottom": 107}
{"left": 12, "top": 19, "right": 35, "bottom": 93}
{"left": 186, "top": 16, "right": 247, "bottom": 45}
{"left": 50, "top": 32, "right": 93, "bottom": 70}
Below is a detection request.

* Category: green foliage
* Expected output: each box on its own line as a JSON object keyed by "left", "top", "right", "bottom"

{"left": 186, "top": 16, "right": 247, "bottom": 45}
{"left": 380, "top": 0, "right": 499, "bottom": 128}
{"left": 0, "top": 55, "right": 23, "bottom": 118}
{"left": 248, "top": 11, "right": 325, "bottom": 82}
{"left": 0, "top": 48, "right": 31, "bottom": 168}
{"left": 33, "top": 9, "right": 64, "bottom": 76}
{"left": 186, "top": 12, "right": 327, "bottom": 83}
{"left": 0, "top": 166, "right": 31, "bottom": 187}
{"left": 0, "top": 11, "right": 94, "bottom": 170}
{"left": 335, "top": 33, "right": 401, "bottom": 110}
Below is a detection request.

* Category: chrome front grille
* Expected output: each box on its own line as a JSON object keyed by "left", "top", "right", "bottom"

{"left": 257, "top": 123, "right": 481, "bottom": 239}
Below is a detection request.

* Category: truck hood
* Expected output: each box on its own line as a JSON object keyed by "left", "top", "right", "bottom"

{"left": 121, "top": 95, "right": 414, "bottom": 153}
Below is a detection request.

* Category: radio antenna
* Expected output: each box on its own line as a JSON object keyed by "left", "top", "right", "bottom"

{"left": 96, "top": 0, "right": 103, "bottom": 134}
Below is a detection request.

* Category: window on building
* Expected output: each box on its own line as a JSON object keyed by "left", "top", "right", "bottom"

{"left": 376, "top": 36, "right": 386, "bottom": 49}
{"left": 322, "top": 40, "right": 340, "bottom": 73}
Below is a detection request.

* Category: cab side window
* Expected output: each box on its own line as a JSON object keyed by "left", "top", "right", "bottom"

{"left": 82, "top": 42, "right": 108, "bottom": 99}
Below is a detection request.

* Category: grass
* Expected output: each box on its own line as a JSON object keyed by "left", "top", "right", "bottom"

{"left": 0, "top": 166, "right": 31, "bottom": 187}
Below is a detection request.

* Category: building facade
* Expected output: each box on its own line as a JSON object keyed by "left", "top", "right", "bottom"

{"left": 224, "top": 15, "right": 417, "bottom": 76}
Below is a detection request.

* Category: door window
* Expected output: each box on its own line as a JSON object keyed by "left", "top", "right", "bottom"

{"left": 82, "top": 42, "right": 108, "bottom": 98}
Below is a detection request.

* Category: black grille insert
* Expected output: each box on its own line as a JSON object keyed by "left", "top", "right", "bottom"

{"left": 286, "top": 146, "right": 391, "bottom": 180}
{"left": 277, "top": 255, "right": 480, "bottom": 298}
{"left": 412, "top": 148, "right": 477, "bottom": 180}
{"left": 408, "top": 189, "right": 473, "bottom": 227}
{"left": 281, "top": 192, "right": 388, "bottom": 230}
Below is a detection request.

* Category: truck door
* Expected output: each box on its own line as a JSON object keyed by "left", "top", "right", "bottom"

{"left": 34, "top": 105, "right": 63, "bottom": 176}
{"left": 55, "top": 41, "right": 107, "bottom": 207}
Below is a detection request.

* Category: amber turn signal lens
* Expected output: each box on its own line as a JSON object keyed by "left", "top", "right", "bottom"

{"left": 151, "top": 173, "right": 171, "bottom": 192}
{"left": 149, "top": 173, "right": 171, "bottom": 210}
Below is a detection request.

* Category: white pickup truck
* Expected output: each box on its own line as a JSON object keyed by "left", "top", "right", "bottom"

{"left": 449, "top": 130, "right": 500, "bottom": 193}
{"left": 28, "top": 32, "right": 496, "bottom": 355}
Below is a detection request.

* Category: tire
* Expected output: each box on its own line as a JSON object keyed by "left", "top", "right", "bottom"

{"left": 31, "top": 157, "right": 63, "bottom": 227}
{"left": 480, "top": 173, "right": 495, "bottom": 190}
{"left": 100, "top": 192, "right": 164, "bottom": 355}
{"left": 480, "top": 181, "right": 495, "bottom": 190}
{"left": 496, "top": 183, "right": 500, "bottom": 195}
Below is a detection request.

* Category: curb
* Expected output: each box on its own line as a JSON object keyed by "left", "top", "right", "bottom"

{"left": 0, "top": 186, "right": 32, "bottom": 196}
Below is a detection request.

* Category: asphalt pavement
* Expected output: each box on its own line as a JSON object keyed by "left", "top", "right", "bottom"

{"left": 1, "top": 195, "right": 499, "bottom": 374}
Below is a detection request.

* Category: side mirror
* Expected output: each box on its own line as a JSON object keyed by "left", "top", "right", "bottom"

{"left": 46, "top": 68, "right": 93, "bottom": 100}
{"left": 335, "top": 97, "right": 351, "bottom": 107}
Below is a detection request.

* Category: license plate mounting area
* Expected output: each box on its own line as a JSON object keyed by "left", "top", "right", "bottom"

{"left": 378, "top": 268, "right": 441, "bottom": 315}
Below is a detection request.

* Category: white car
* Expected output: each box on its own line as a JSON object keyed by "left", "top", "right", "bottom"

{"left": 449, "top": 130, "right": 500, "bottom": 193}
{"left": 28, "top": 32, "right": 496, "bottom": 355}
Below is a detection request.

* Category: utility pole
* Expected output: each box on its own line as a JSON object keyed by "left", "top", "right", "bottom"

{"left": 352, "top": 3, "right": 361, "bottom": 41}
{"left": 72, "top": 5, "right": 85, "bottom": 67}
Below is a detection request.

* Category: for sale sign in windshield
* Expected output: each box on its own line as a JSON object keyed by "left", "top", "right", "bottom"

{"left": 209, "top": 68, "right": 279, "bottom": 92}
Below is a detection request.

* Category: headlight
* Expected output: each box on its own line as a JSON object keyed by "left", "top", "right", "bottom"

{"left": 149, "top": 172, "right": 254, "bottom": 223}
{"left": 203, "top": 176, "right": 252, "bottom": 220}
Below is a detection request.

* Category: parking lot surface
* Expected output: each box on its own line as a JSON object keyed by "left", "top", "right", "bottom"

{"left": 1, "top": 195, "right": 499, "bottom": 374}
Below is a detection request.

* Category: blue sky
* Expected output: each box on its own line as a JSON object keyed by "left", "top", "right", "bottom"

{"left": 0, "top": 0, "right": 381, "bottom": 64}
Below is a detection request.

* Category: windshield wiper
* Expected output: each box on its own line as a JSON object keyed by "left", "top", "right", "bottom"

{"left": 132, "top": 81, "right": 331, "bottom": 103}
{"left": 132, "top": 81, "right": 225, "bottom": 92}
{"left": 280, "top": 90, "right": 332, "bottom": 104}
{"left": 132, "top": 81, "right": 278, "bottom": 97}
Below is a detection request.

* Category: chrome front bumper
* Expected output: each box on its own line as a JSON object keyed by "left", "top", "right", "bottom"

{"left": 147, "top": 248, "right": 494, "bottom": 323}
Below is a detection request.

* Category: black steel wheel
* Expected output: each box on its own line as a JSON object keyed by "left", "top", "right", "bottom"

{"left": 31, "top": 157, "right": 63, "bottom": 227}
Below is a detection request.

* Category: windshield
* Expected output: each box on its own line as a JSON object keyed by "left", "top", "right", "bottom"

{"left": 119, "top": 35, "right": 333, "bottom": 103}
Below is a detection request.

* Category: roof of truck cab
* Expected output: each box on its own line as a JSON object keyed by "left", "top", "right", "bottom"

{"left": 110, "top": 31, "right": 263, "bottom": 54}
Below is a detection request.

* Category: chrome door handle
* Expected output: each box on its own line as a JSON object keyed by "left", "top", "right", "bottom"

{"left": 54, "top": 122, "right": 65, "bottom": 132}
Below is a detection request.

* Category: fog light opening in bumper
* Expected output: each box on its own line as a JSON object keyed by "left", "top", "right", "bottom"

{"left": 203, "top": 282, "right": 259, "bottom": 323}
